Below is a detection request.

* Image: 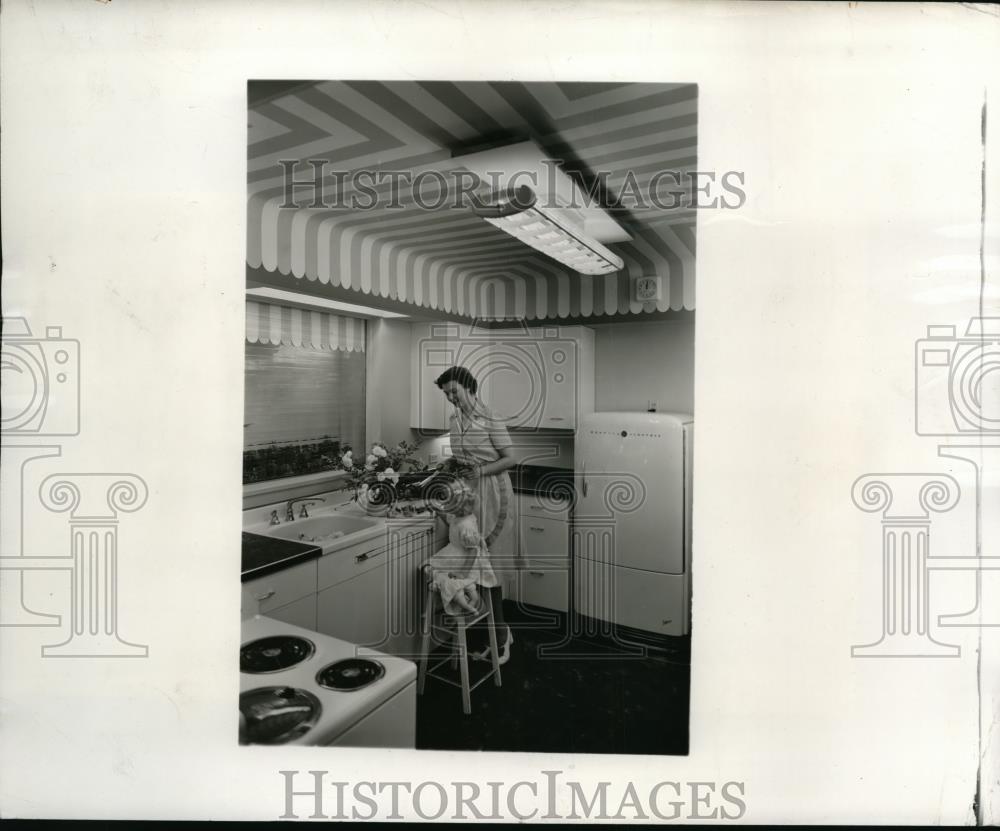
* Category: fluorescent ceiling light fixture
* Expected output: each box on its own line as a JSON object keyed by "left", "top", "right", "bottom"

{"left": 471, "top": 186, "right": 624, "bottom": 276}
{"left": 452, "top": 140, "right": 632, "bottom": 244}
{"left": 245, "top": 287, "right": 408, "bottom": 318}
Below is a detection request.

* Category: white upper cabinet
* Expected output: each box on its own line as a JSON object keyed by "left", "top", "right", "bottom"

{"left": 410, "top": 322, "right": 594, "bottom": 433}
{"left": 409, "top": 322, "right": 451, "bottom": 432}
{"left": 449, "top": 323, "right": 496, "bottom": 410}
{"left": 409, "top": 321, "right": 493, "bottom": 431}
{"left": 487, "top": 325, "right": 594, "bottom": 431}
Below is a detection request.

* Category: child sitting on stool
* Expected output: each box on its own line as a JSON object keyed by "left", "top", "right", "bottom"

{"left": 425, "top": 480, "right": 498, "bottom": 615}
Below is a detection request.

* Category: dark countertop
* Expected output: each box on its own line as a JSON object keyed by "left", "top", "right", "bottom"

{"left": 241, "top": 531, "right": 322, "bottom": 582}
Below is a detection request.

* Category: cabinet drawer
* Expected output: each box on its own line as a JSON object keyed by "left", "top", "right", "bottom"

{"left": 519, "top": 516, "right": 569, "bottom": 562}
{"left": 318, "top": 541, "right": 388, "bottom": 590}
{"left": 391, "top": 527, "right": 434, "bottom": 567}
{"left": 317, "top": 527, "right": 431, "bottom": 591}
{"left": 518, "top": 493, "right": 571, "bottom": 522}
{"left": 263, "top": 593, "right": 318, "bottom": 631}
{"left": 241, "top": 560, "right": 317, "bottom": 615}
{"left": 518, "top": 566, "right": 570, "bottom": 613}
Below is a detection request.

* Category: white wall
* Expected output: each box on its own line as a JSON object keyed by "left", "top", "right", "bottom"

{"left": 412, "top": 315, "right": 695, "bottom": 469}
{"left": 592, "top": 313, "right": 695, "bottom": 415}
{"left": 365, "top": 318, "right": 416, "bottom": 449}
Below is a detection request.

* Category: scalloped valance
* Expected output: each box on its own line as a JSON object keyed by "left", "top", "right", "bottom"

{"left": 246, "top": 80, "right": 697, "bottom": 321}
{"left": 245, "top": 301, "right": 365, "bottom": 352}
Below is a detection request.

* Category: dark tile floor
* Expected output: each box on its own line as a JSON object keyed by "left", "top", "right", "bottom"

{"left": 415, "top": 603, "right": 690, "bottom": 755}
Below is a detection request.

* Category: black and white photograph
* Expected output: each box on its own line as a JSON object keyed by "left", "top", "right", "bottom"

{"left": 240, "top": 80, "right": 698, "bottom": 754}
{"left": 2, "top": 1, "right": 999, "bottom": 824}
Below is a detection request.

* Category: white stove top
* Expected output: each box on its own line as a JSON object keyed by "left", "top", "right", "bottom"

{"left": 240, "top": 616, "right": 417, "bottom": 746}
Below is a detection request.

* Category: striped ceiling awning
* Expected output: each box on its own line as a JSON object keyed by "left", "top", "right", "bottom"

{"left": 245, "top": 301, "right": 365, "bottom": 352}
{"left": 247, "top": 81, "right": 697, "bottom": 321}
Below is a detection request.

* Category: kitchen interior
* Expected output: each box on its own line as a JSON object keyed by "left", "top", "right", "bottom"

{"left": 239, "top": 81, "right": 696, "bottom": 755}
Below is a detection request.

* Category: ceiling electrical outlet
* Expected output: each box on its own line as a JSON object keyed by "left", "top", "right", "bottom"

{"left": 635, "top": 275, "right": 662, "bottom": 302}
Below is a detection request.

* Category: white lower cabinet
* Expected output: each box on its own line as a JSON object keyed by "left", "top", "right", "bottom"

{"left": 315, "top": 526, "right": 432, "bottom": 657}
{"left": 241, "top": 522, "right": 434, "bottom": 656}
{"left": 510, "top": 496, "right": 573, "bottom": 613}
{"left": 317, "top": 563, "right": 389, "bottom": 648}
{"left": 500, "top": 571, "right": 520, "bottom": 603}
{"left": 518, "top": 560, "right": 571, "bottom": 613}
{"left": 520, "top": 516, "right": 568, "bottom": 559}
{"left": 264, "top": 593, "right": 318, "bottom": 631}
{"left": 241, "top": 560, "right": 318, "bottom": 619}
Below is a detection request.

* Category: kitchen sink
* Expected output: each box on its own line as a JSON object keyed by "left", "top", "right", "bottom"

{"left": 264, "top": 514, "right": 379, "bottom": 547}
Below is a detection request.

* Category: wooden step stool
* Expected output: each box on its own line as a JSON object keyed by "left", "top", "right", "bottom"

{"left": 417, "top": 578, "right": 502, "bottom": 714}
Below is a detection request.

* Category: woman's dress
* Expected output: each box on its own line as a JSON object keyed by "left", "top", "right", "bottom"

{"left": 448, "top": 401, "right": 522, "bottom": 575}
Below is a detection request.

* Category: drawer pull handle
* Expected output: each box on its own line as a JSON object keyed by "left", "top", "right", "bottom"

{"left": 254, "top": 589, "right": 276, "bottom": 601}
{"left": 356, "top": 549, "right": 385, "bottom": 563}
{"left": 529, "top": 526, "right": 545, "bottom": 532}
{"left": 529, "top": 571, "right": 544, "bottom": 577}
{"left": 548, "top": 417, "right": 566, "bottom": 421}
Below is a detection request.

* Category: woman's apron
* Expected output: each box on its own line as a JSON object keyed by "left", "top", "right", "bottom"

{"left": 449, "top": 403, "right": 522, "bottom": 574}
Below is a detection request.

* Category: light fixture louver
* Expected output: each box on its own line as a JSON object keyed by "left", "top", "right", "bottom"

{"left": 471, "top": 186, "right": 624, "bottom": 276}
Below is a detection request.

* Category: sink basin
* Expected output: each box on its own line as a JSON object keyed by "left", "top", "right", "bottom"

{"left": 264, "top": 514, "right": 379, "bottom": 548}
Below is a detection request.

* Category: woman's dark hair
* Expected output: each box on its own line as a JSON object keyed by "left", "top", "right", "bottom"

{"left": 434, "top": 365, "right": 478, "bottom": 395}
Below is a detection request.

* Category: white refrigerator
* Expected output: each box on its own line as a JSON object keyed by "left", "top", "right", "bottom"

{"left": 573, "top": 411, "right": 693, "bottom": 637}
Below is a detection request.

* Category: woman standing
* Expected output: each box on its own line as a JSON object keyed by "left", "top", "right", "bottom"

{"left": 434, "top": 366, "right": 518, "bottom": 664}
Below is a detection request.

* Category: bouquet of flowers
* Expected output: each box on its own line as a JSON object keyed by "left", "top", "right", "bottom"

{"left": 339, "top": 440, "right": 421, "bottom": 513}
{"left": 437, "top": 456, "right": 480, "bottom": 480}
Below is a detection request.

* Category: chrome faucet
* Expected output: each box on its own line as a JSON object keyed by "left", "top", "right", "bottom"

{"left": 285, "top": 497, "right": 325, "bottom": 522}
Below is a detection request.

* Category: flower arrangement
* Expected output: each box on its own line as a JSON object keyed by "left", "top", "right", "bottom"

{"left": 339, "top": 440, "right": 421, "bottom": 513}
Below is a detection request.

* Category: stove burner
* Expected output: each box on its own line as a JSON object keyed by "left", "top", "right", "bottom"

{"left": 316, "top": 658, "right": 386, "bottom": 691}
{"left": 239, "top": 686, "right": 321, "bottom": 745}
{"left": 240, "top": 635, "right": 315, "bottom": 673}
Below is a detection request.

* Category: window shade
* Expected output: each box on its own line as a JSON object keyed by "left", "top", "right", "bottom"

{"left": 243, "top": 302, "right": 367, "bottom": 482}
